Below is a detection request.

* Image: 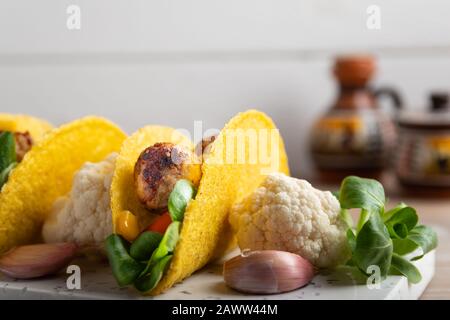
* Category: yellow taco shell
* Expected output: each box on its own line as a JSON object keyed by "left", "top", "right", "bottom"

{"left": 110, "top": 110, "right": 289, "bottom": 295}
{"left": 0, "top": 113, "right": 53, "bottom": 141}
{"left": 153, "top": 110, "right": 289, "bottom": 295}
{"left": 0, "top": 117, "right": 126, "bottom": 253}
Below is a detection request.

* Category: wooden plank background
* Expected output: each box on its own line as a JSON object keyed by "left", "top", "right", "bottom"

{"left": 1, "top": 0, "right": 450, "bottom": 175}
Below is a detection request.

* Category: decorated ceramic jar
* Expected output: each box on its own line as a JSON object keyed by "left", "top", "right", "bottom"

{"left": 396, "top": 93, "right": 450, "bottom": 187}
{"left": 310, "top": 55, "right": 402, "bottom": 177}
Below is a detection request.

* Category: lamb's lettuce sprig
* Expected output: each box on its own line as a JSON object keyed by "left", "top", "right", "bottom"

{"left": 0, "top": 132, "right": 17, "bottom": 188}
{"left": 106, "top": 179, "right": 195, "bottom": 292}
{"left": 338, "top": 176, "right": 438, "bottom": 284}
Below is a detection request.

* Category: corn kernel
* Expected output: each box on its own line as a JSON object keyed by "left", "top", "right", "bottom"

{"left": 116, "top": 210, "right": 140, "bottom": 242}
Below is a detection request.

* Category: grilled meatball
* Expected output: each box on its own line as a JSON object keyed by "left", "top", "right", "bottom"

{"left": 134, "top": 142, "right": 201, "bottom": 210}
{"left": 14, "top": 131, "right": 33, "bottom": 162}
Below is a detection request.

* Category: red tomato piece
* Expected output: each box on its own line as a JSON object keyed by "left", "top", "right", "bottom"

{"left": 147, "top": 212, "right": 172, "bottom": 234}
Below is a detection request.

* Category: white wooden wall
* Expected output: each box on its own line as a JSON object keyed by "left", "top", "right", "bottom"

{"left": 1, "top": 0, "right": 450, "bottom": 176}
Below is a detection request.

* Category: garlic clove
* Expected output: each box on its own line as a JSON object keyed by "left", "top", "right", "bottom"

{"left": 223, "top": 250, "right": 315, "bottom": 294}
{"left": 0, "top": 243, "right": 78, "bottom": 279}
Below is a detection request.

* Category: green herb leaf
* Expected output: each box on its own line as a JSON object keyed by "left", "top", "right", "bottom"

{"left": 340, "top": 209, "right": 354, "bottom": 229}
{"left": 346, "top": 228, "right": 356, "bottom": 252}
{"left": 385, "top": 206, "right": 418, "bottom": 239}
{"left": 390, "top": 253, "right": 422, "bottom": 284}
{"left": 134, "top": 255, "right": 172, "bottom": 293}
{"left": 0, "top": 162, "right": 17, "bottom": 188}
{"left": 105, "top": 234, "right": 145, "bottom": 287}
{"left": 338, "top": 176, "right": 437, "bottom": 285}
{"left": 0, "top": 132, "right": 17, "bottom": 189}
{"left": 332, "top": 191, "right": 340, "bottom": 199}
{"left": 168, "top": 179, "right": 196, "bottom": 221}
{"left": 139, "top": 221, "right": 180, "bottom": 277}
{"left": 0, "top": 132, "right": 16, "bottom": 171}
{"left": 356, "top": 209, "right": 371, "bottom": 233}
{"left": 152, "top": 221, "right": 180, "bottom": 261}
{"left": 393, "top": 225, "right": 438, "bottom": 259}
{"left": 353, "top": 212, "right": 393, "bottom": 279}
{"left": 130, "top": 231, "right": 163, "bottom": 261}
{"left": 408, "top": 225, "right": 438, "bottom": 260}
{"left": 393, "top": 238, "right": 418, "bottom": 256}
{"left": 339, "top": 176, "right": 385, "bottom": 212}
{"left": 382, "top": 202, "right": 407, "bottom": 222}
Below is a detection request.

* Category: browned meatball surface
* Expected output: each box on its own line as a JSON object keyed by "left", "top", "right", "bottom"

{"left": 14, "top": 131, "right": 33, "bottom": 162}
{"left": 134, "top": 142, "right": 201, "bottom": 210}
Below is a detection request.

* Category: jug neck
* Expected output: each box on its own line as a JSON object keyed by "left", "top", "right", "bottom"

{"left": 334, "top": 85, "right": 376, "bottom": 110}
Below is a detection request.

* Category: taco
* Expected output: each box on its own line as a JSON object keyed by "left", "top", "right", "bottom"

{"left": 0, "top": 113, "right": 53, "bottom": 166}
{"left": 0, "top": 116, "right": 126, "bottom": 254}
{"left": 0, "top": 114, "right": 53, "bottom": 251}
{"left": 106, "top": 110, "right": 289, "bottom": 295}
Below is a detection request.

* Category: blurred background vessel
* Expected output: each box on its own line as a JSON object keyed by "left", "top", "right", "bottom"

{"left": 396, "top": 92, "right": 450, "bottom": 191}
{"left": 310, "top": 55, "right": 401, "bottom": 181}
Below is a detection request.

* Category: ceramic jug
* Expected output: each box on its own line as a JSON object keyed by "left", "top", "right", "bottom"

{"left": 310, "top": 55, "right": 402, "bottom": 178}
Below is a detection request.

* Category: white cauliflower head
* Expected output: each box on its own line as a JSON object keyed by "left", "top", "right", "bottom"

{"left": 42, "top": 153, "right": 117, "bottom": 247}
{"left": 229, "top": 173, "right": 350, "bottom": 268}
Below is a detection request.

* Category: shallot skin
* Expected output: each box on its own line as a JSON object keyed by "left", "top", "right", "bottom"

{"left": 0, "top": 243, "right": 78, "bottom": 279}
{"left": 223, "top": 250, "right": 315, "bottom": 295}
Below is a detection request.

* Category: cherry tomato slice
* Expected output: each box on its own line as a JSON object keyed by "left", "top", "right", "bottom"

{"left": 146, "top": 212, "right": 172, "bottom": 234}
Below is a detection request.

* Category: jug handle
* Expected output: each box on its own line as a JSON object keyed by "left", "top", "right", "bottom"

{"left": 374, "top": 87, "right": 403, "bottom": 110}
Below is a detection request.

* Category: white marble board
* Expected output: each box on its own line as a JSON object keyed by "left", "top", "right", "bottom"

{"left": 0, "top": 250, "right": 435, "bottom": 300}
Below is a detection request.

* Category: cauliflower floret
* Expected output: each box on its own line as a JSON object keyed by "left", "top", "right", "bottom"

{"left": 42, "top": 153, "right": 117, "bottom": 246}
{"left": 229, "top": 173, "right": 350, "bottom": 268}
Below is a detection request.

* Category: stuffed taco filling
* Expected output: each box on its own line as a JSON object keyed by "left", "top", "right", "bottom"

{"left": 0, "top": 110, "right": 289, "bottom": 295}
{"left": 0, "top": 131, "right": 33, "bottom": 160}
{"left": 106, "top": 140, "right": 207, "bottom": 292}
{"left": 0, "top": 131, "right": 32, "bottom": 189}
{"left": 42, "top": 141, "right": 203, "bottom": 251}
{"left": 0, "top": 117, "right": 125, "bottom": 267}
{"left": 106, "top": 110, "right": 289, "bottom": 295}
{"left": 0, "top": 114, "right": 52, "bottom": 190}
